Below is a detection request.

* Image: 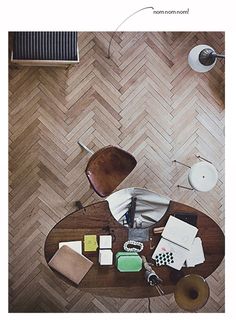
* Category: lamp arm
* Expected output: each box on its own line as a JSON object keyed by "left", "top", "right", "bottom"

{"left": 211, "top": 53, "right": 225, "bottom": 59}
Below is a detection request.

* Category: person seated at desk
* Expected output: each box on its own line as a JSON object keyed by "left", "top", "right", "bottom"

{"left": 106, "top": 187, "right": 170, "bottom": 228}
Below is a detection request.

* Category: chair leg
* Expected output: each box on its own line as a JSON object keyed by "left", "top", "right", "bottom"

{"left": 195, "top": 154, "right": 212, "bottom": 164}
{"left": 177, "top": 185, "right": 194, "bottom": 191}
{"left": 75, "top": 200, "right": 84, "bottom": 210}
{"left": 77, "top": 141, "right": 94, "bottom": 155}
{"left": 173, "top": 160, "right": 191, "bottom": 168}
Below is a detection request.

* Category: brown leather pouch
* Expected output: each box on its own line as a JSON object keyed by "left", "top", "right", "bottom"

{"left": 48, "top": 245, "right": 93, "bottom": 285}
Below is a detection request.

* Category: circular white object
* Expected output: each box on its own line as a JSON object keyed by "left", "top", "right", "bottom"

{"left": 188, "top": 162, "right": 218, "bottom": 192}
{"left": 188, "top": 44, "right": 217, "bottom": 73}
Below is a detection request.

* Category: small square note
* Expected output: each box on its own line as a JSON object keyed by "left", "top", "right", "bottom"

{"left": 99, "top": 249, "right": 113, "bottom": 265}
{"left": 84, "top": 235, "right": 98, "bottom": 252}
{"left": 99, "top": 235, "right": 112, "bottom": 249}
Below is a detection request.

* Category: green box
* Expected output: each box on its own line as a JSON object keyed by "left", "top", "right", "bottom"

{"left": 115, "top": 252, "right": 142, "bottom": 272}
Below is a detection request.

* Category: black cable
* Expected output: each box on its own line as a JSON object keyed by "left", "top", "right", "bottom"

{"left": 147, "top": 297, "right": 152, "bottom": 313}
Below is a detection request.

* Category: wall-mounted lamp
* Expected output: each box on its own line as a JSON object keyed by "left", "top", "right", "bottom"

{"left": 188, "top": 44, "right": 225, "bottom": 73}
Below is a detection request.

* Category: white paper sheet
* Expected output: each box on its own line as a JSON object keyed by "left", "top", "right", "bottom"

{"left": 152, "top": 238, "right": 189, "bottom": 270}
{"left": 186, "top": 237, "right": 205, "bottom": 267}
{"left": 59, "top": 241, "right": 82, "bottom": 254}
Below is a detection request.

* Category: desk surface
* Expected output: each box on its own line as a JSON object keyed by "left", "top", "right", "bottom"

{"left": 44, "top": 200, "right": 224, "bottom": 298}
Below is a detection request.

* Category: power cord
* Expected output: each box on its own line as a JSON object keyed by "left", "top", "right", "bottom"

{"left": 147, "top": 297, "right": 152, "bottom": 312}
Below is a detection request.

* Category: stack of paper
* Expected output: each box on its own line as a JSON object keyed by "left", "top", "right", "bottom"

{"left": 186, "top": 237, "right": 205, "bottom": 267}
{"left": 152, "top": 216, "right": 205, "bottom": 270}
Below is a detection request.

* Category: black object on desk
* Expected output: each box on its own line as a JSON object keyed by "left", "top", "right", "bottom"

{"left": 128, "top": 228, "right": 149, "bottom": 242}
{"left": 125, "top": 197, "right": 137, "bottom": 228}
{"left": 174, "top": 213, "right": 198, "bottom": 227}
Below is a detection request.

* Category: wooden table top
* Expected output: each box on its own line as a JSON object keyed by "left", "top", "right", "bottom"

{"left": 44, "top": 200, "right": 225, "bottom": 298}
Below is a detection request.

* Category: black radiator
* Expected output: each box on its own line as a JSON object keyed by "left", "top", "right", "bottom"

{"left": 13, "top": 32, "right": 78, "bottom": 61}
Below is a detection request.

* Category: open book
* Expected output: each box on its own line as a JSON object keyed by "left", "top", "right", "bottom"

{"left": 152, "top": 215, "right": 203, "bottom": 270}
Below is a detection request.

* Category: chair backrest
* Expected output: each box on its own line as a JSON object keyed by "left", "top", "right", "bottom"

{"left": 85, "top": 146, "right": 137, "bottom": 197}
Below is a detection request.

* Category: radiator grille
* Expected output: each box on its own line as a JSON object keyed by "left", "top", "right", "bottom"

{"left": 13, "top": 32, "right": 78, "bottom": 61}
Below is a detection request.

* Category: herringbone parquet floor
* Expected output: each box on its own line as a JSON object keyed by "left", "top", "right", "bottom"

{"left": 9, "top": 32, "right": 225, "bottom": 312}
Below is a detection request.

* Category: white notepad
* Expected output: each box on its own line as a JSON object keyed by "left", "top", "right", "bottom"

{"left": 162, "top": 216, "right": 198, "bottom": 250}
{"left": 152, "top": 238, "right": 190, "bottom": 270}
{"left": 152, "top": 216, "right": 199, "bottom": 270}
{"left": 59, "top": 241, "right": 82, "bottom": 254}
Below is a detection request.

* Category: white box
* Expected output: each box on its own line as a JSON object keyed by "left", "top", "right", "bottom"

{"left": 99, "top": 235, "right": 112, "bottom": 249}
{"left": 99, "top": 249, "right": 113, "bottom": 265}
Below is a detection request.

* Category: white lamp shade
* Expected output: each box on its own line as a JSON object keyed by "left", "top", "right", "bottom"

{"left": 188, "top": 44, "right": 217, "bottom": 73}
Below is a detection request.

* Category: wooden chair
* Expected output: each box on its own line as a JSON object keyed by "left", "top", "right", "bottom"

{"left": 78, "top": 142, "right": 137, "bottom": 197}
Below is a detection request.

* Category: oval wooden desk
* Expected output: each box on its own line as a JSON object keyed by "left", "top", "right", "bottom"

{"left": 44, "top": 201, "right": 224, "bottom": 298}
